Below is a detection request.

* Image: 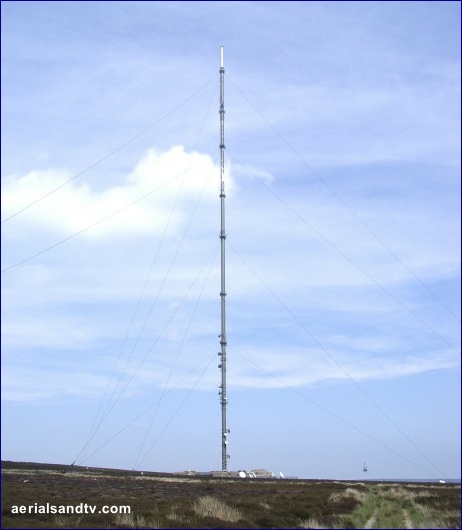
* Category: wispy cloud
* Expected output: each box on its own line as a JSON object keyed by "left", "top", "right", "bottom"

{"left": 229, "top": 346, "right": 460, "bottom": 389}
{"left": 2, "top": 137, "right": 459, "bottom": 407}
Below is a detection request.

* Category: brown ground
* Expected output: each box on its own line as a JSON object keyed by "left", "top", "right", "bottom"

{"left": 2, "top": 461, "right": 460, "bottom": 529}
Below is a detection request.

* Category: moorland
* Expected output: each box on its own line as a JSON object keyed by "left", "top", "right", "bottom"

{"left": 1, "top": 461, "right": 460, "bottom": 528}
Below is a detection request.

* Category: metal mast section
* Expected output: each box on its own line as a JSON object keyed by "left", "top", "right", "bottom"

{"left": 218, "top": 46, "right": 230, "bottom": 472}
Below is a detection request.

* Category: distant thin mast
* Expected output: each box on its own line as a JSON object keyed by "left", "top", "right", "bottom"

{"left": 218, "top": 46, "right": 229, "bottom": 471}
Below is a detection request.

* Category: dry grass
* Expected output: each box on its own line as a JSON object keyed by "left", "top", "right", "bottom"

{"left": 299, "top": 516, "right": 328, "bottom": 528}
{"left": 193, "top": 495, "right": 242, "bottom": 523}
{"left": 166, "top": 506, "right": 185, "bottom": 522}
{"left": 385, "top": 485, "right": 435, "bottom": 500}
{"left": 329, "top": 487, "right": 367, "bottom": 503}
{"left": 51, "top": 515, "right": 83, "bottom": 527}
{"left": 113, "top": 512, "right": 160, "bottom": 528}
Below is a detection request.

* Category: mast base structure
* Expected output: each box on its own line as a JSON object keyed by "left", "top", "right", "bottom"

{"left": 218, "top": 45, "right": 230, "bottom": 472}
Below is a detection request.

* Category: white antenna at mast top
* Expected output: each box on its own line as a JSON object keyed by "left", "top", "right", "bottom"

{"left": 220, "top": 46, "right": 224, "bottom": 68}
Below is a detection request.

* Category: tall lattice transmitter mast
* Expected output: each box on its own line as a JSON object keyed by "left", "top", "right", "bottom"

{"left": 218, "top": 46, "right": 230, "bottom": 472}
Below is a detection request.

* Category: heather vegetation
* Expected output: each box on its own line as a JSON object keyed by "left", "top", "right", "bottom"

{"left": 2, "top": 462, "right": 460, "bottom": 528}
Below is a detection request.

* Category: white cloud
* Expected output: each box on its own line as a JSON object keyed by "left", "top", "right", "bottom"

{"left": 1, "top": 146, "right": 222, "bottom": 239}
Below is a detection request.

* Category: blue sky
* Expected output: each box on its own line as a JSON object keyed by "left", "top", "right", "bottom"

{"left": 1, "top": 1, "right": 460, "bottom": 480}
